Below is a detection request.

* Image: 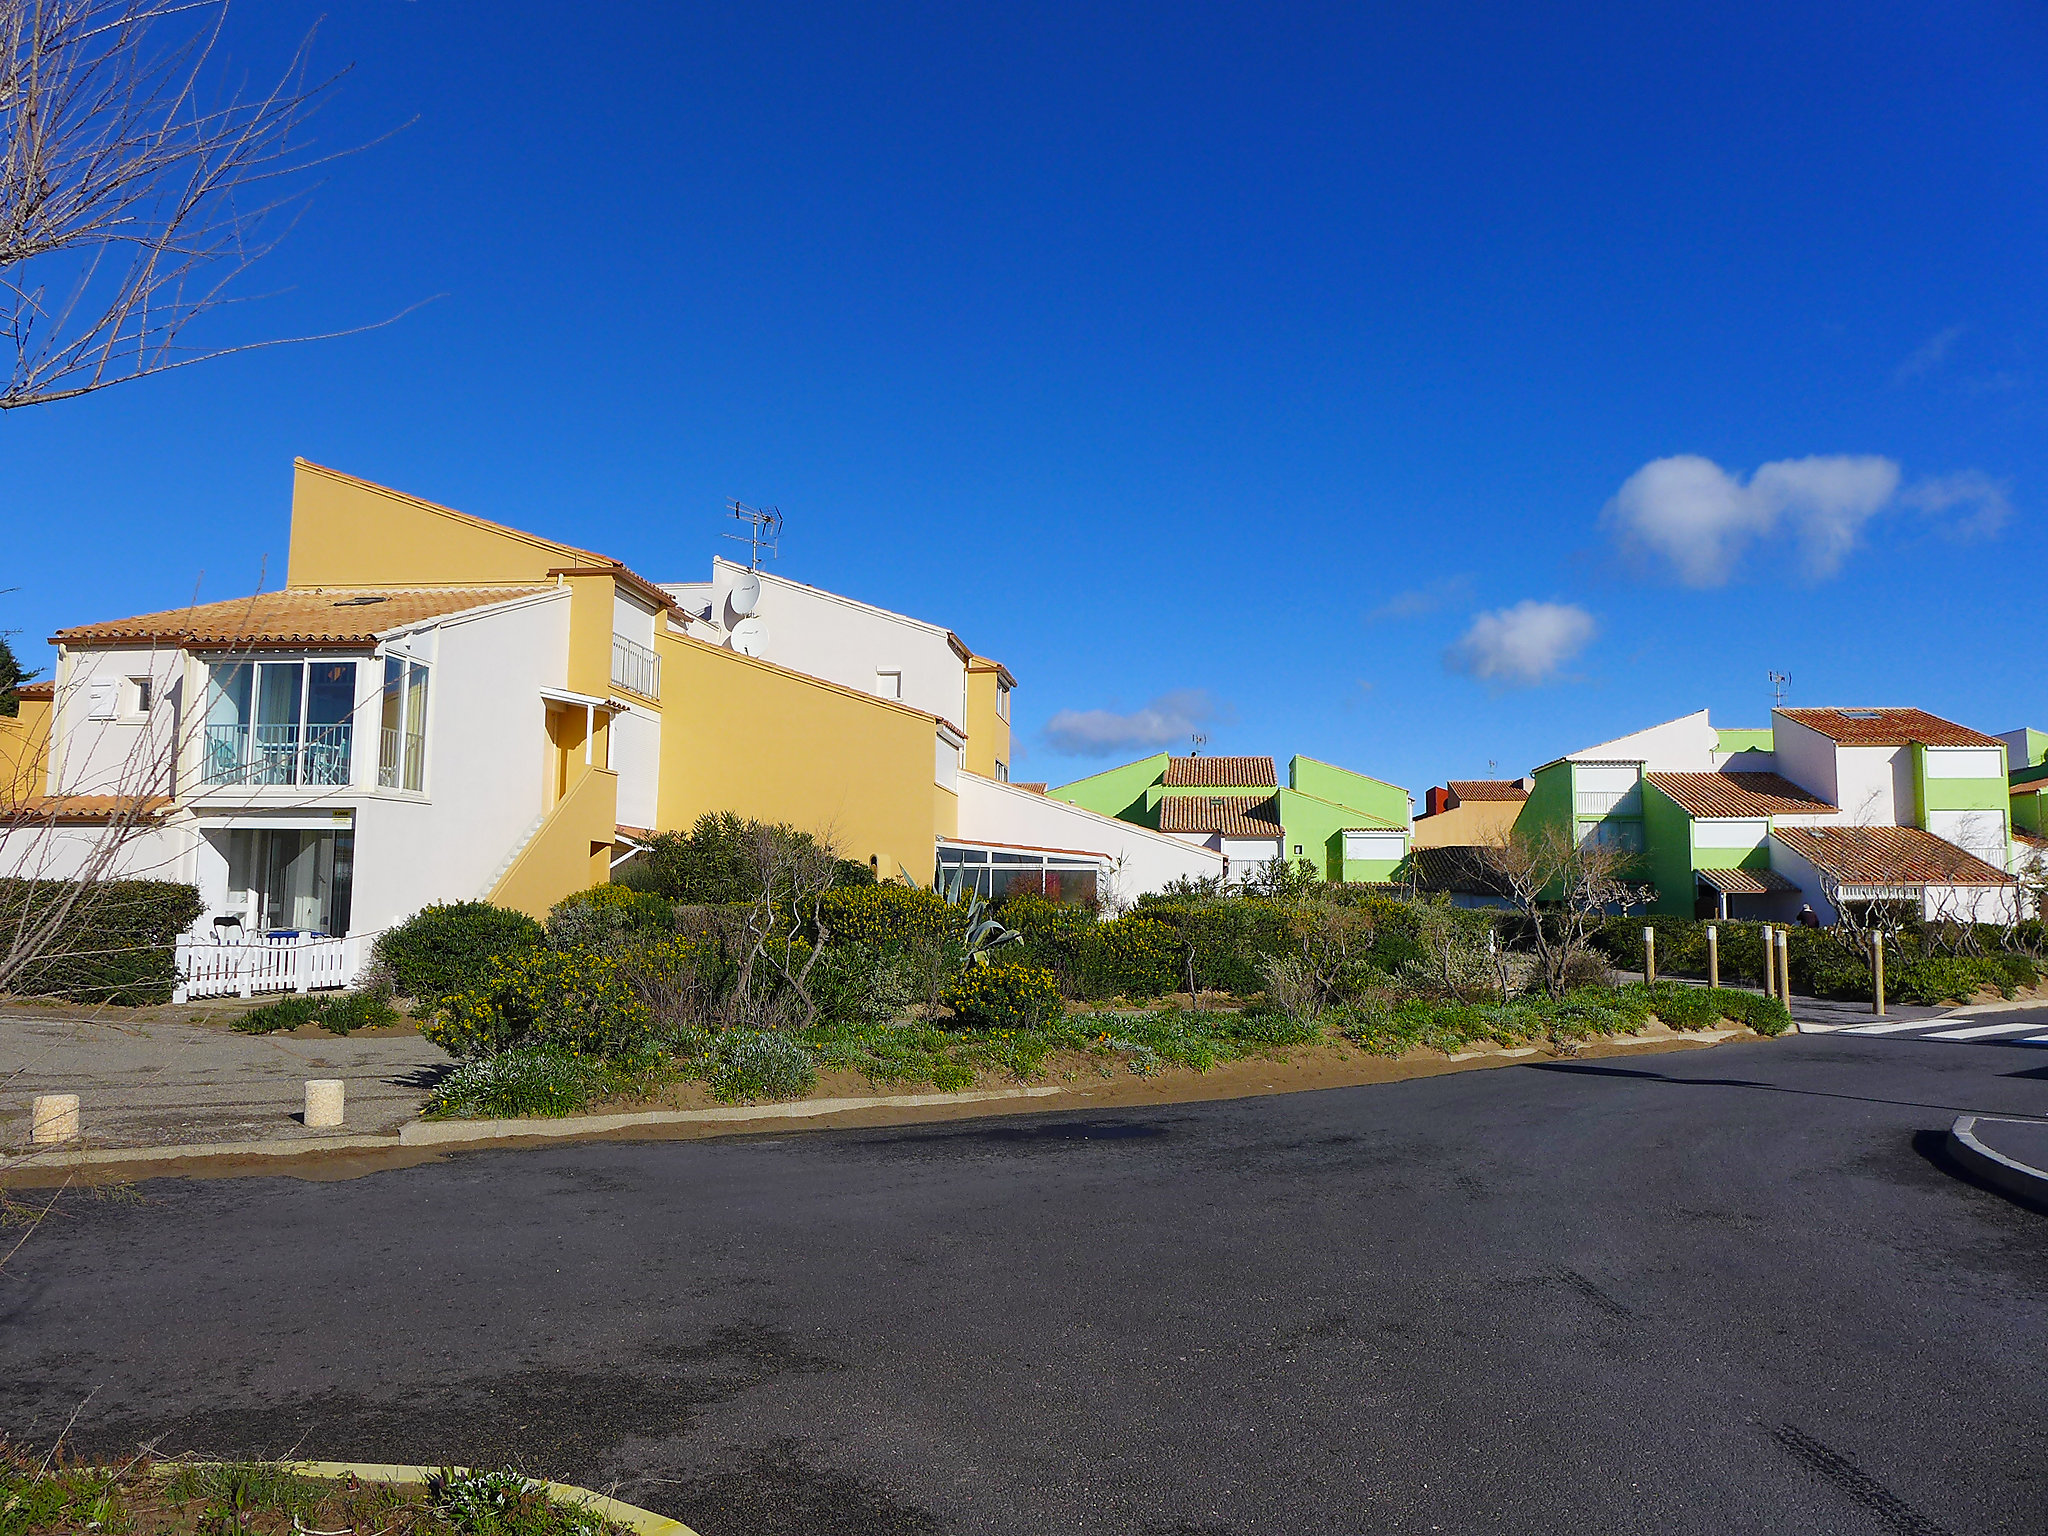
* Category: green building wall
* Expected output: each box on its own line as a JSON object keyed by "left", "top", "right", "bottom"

{"left": 1047, "top": 753, "right": 1169, "bottom": 827}
{"left": 1640, "top": 782, "right": 1696, "bottom": 916}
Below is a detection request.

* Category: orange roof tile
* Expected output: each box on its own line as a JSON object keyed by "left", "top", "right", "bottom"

{"left": 1158, "top": 793, "right": 1284, "bottom": 838}
{"left": 4, "top": 795, "right": 171, "bottom": 822}
{"left": 11, "top": 681, "right": 53, "bottom": 701}
{"left": 1163, "top": 756, "right": 1278, "bottom": 788}
{"left": 1695, "top": 866, "right": 1800, "bottom": 895}
{"left": 1773, "top": 825, "right": 2013, "bottom": 887}
{"left": 54, "top": 588, "right": 550, "bottom": 651}
{"left": 1775, "top": 708, "right": 2001, "bottom": 749}
{"left": 1446, "top": 779, "right": 1529, "bottom": 803}
{"left": 1646, "top": 772, "right": 1834, "bottom": 818}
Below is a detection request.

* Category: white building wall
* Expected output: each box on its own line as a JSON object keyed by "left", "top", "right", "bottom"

{"left": 954, "top": 773, "right": 1225, "bottom": 902}
{"left": 612, "top": 591, "right": 657, "bottom": 648}
{"left": 1567, "top": 710, "right": 1718, "bottom": 773}
{"left": 675, "top": 559, "right": 970, "bottom": 727}
{"left": 346, "top": 592, "right": 571, "bottom": 935}
{"left": 611, "top": 703, "right": 661, "bottom": 831}
{"left": 1770, "top": 715, "right": 1842, "bottom": 809}
{"left": 50, "top": 646, "right": 188, "bottom": 799}
{"left": 1833, "top": 745, "right": 1906, "bottom": 825}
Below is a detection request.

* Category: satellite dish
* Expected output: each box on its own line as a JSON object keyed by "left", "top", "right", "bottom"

{"left": 730, "top": 617, "right": 769, "bottom": 657}
{"left": 729, "top": 569, "right": 762, "bottom": 617}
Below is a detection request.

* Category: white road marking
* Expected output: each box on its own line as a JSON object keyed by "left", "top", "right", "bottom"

{"left": 1840, "top": 1020, "right": 1946, "bottom": 1034}
{"left": 1925, "top": 1021, "right": 2048, "bottom": 1041}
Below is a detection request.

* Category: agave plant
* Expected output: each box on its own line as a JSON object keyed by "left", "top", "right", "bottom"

{"left": 941, "top": 868, "right": 1024, "bottom": 968}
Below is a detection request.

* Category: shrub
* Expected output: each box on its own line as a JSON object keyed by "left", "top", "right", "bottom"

{"left": 425, "top": 1047, "right": 616, "bottom": 1118}
{"left": 232, "top": 990, "right": 402, "bottom": 1035}
{"left": 942, "top": 958, "right": 1063, "bottom": 1029}
{"left": 639, "top": 813, "right": 860, "bottom": 904}
{"left": 1075, "top": 915, "right": 1181, "bottom": 998}
{"left": 706, "top": 1028, "right": 818, "bottom": 1103}
{"left": 545, "top": 883, "right": 676, "bottom": 951}
{"left": 806, "top": 941, "right": 918, "bottom": 1026}
{"left": 374, "top": 901, "right": 542, "bottom": 1005}
{"left": 816, "top": 883, "right": 960, "bottom": 950}
{"left": 1000, "top": 893, "right": 1097, "bottom": 991}
{"left": 426, "top": 947, "right": 652, "bottom": 1058}
{"left": 0, "top": 878, "right": 203, "bottom": 1004}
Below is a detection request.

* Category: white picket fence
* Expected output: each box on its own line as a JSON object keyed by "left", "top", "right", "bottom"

{"left": 174, "top": 932, "right": 371, "bottom": 1002}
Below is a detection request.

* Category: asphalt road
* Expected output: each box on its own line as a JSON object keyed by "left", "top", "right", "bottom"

{"left": 5, "top": 1030, "right": 2045, "bottom": 1536}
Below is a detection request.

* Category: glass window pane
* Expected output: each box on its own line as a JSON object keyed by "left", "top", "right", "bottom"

{"left": 256, "top": 663, "right": 302, "bottom": 728}
{"left": 204, "top": 665, "right": 252, "bottom": 784}
{"left": 379, "top": 658, "right": 403, "bottom": 787}
{"left": 305, "top": 662, "right": 355, "bottom": 786}
{"left": 402, "top": 664, "right": 428, "bottom": 791}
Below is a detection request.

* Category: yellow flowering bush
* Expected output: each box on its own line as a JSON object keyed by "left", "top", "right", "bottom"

{"left": 426, "top": 947, "right": 653, "bottom": 1058}
{"left": 1075, "top": 916, "right": 1181, "bottom": 998}
{"left": 817, "top": 884, "right": 961, "bottom": 950}
{"left": 941, "top": 958, "right": 1063, "bottom": 1030}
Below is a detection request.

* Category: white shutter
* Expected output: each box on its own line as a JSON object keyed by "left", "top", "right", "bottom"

{"left": 86, "top": 678, "right": 117, "bottom": 720}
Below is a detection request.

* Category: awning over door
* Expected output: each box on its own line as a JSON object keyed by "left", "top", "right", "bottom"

{"left": 1695, "top": 867, "right": 1799, "bottom": 896}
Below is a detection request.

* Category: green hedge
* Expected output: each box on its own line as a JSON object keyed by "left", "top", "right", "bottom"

{"left": 1075, "top": 915, "right": 1182, "bottom": 998}
{"left": 373, "top": 901, "right": 543, "bottom": 1004}
{"left": 1336, "top": 982, "right": 1790, "bottom": 1057}
{"left": 0, "top": 879, "right": 202, "bottom": 1004}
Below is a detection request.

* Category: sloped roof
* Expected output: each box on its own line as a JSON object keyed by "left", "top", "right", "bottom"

{"left": 1163, "top": 755, "right": 1278, "bottom": 788}
{"left": 1446, "top": 779, "right": 1528, "bottom": 803}
{"left": 1776, "top": 708, "right": 2001, "bottom": 749}
{"left": 53, "top": 588, "right": 550, "bottom": 651}
{"left": 1407, "top": 845, "right": 1512, "bottom": 897}
{"left": 1157, "top": 793, "right": 1284, "bottom": 839}
{"left": 1646, "top": 772, "right": 1834, "bottom": 818}
{"left": 11, "top": 681, "right": 53, "bottom": 702}
{"left": 3, "top": 794, "right": 171, "bottom": 822}
{"left": 1695, "top": 866, "right": 1800, "bottom": 895}
{"left": 1773, "top": 825, "right": 2014, "bottom": 887}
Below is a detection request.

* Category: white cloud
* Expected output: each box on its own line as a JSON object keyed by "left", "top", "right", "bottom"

{"left": 1602, "top": 453, "right": 1901, "bottom": 586}
{"left": 1043, "top": 688, "right": 1225, "bottom": 758}
{"left": 1368, "top": 574, "right": 1472, "bottom": 623}
{"left": 1894, "top": 324, "right": 1965, "bottom": 384}
{"left": 1444, "top": 601, "right": 1597, "bottom": 688}
{"left": 1899, "top": 469, "right": 2012, "bottom": 540}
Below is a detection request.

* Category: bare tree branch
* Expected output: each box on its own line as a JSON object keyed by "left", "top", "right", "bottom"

{"left": 0, "top": 0, "right": 413, "bottom": 410}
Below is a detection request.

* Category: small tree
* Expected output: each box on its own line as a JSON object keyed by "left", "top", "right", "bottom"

{"left": 1476, "top": 824, "right": 1652, "bottom": 999}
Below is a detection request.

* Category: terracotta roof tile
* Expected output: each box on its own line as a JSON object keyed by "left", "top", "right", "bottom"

{"left": 1158, "top": 793, "right": 1283, "bottom": 838}
{"left": 1695, "top": 866, "right": 1800, "bottom": 895}
{"left": 1407, "top": 845, "right": 1511, "bottom": 897}
{"left": 1445, "top": 779, "right": 1528, "bottom": 803}
{"left": 1775, "top": 708, "right": 2001, "bottom": 749}
{"left": 3, "top": 795, "right": 171, "bottom": 822}
{"left": 54, "top": 588, "right": 550, "bottom": 650}
{"left": 1646, "top": 771, "right": 1834, "bottom": 818}
{"left": 1162, "top": 756, "right": 1278, "bottom": 788}
{"left": 1773, "top": 825, "right": 2014, "bottom": 887}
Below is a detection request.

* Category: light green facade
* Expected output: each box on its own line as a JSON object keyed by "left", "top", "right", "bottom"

{"left": 1048, "top": 751, "right": 1411, "bottom": 883}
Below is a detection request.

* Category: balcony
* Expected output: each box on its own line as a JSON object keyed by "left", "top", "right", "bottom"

{"left": 611, "top": 634, "right": 661, "bottom": 700}
{"left": 203, "top": 723, "right": 352, "bottom": 787}
{"left": 378, "top": 728, "right": 426, "bottom": 791}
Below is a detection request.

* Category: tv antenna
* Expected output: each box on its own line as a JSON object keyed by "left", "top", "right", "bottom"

{"left": 724, "top": 499, "right": 782, "bottom": 569}
{"left": 1189, "top": 733, "right": 1207, "bottom": 757}
{"left": 1487, "top": 758, "right": 1498, "bottom": 776}
{"left": 1769, "top": 670, "right": 1791, "bottom": 710}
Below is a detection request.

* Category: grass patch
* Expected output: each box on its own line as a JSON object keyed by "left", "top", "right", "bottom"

{"left": 0, "top": 1455, "right": 630, "bottom": 1536}
{"left": 231, "top": 992, "right": 402, "bottom": 1036}
{"left": 1332, "top": 983, "right": 1789, "bottom": 1057}
{"left": 424, "top": 1049, "right": 654, "bottom": 1119}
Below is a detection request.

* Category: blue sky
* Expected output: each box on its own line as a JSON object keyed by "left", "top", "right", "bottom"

{"left": 7, "top": 1, "right": 2047, "bottom": 794}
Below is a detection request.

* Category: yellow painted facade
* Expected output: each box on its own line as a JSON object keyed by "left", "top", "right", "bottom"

{"left": 963, "top": 659, "right": 1013, "bottom": 779}
{"left": 491, "top": 765, "right": 620, "bottom": 918}
{"left": 654, "top": 629, "right": 949, "bottom": 883}
{"left": 0, "top": 695, "right": 52, "bottom": 804}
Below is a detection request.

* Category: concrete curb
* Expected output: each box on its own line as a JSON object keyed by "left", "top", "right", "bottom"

{"left": 2, "top": 1084, "right": 1067, "bottom": 1170}
{"left": 1946, "top": 1114, "right": 2048, "bottom": 1210}
{"left": 176, "top": 1461, "right": 698, "bottom": 1536}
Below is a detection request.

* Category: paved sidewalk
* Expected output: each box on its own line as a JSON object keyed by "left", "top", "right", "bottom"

{"left": 0, "top": 1013, "right": 452, "bottom": 1150}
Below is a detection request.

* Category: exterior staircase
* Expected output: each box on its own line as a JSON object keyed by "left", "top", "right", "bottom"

{"left": 480, "top": 811, "right": 548, "bottom": 901}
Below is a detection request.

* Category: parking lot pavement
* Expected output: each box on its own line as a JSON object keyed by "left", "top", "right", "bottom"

{"left": 0, "top": 1012, "right": 451, "bottom": 1149}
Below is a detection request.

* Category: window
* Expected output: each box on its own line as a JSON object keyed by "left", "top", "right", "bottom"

{"left": 996, "top": 760, "right": 1009, "bottom": 783}
{"left": 222, "top": 827, "right": 353, "bottom": 935}
{"left": 378, "top": 656, "right": 430, "bottom": 791}
{"left": 876, "top": 670, "right": 903, "bottom": 700}
{"left": 996, "top": 683, "right": 1010, "bottom": 722}
{"left": 128, "top": 676, "right": 154, "bottom": 716}
{"left": 1294, "top": 844, "right": 1304, "bottom": 856}
{"left": 203, "top": 661, "right": 356, "bottom": 786}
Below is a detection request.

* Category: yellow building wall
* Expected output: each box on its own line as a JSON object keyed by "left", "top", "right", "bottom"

{"left": 491, "top": 765, "right": 620, "bottom": 918}
{"left": 0, "top": 697, "right": 51, "bottom": 804}
{"left": 963, "top": 664, "right": 1012, "bottom": 778}
{"left": 656, "top": 631, "right": 943, "bottom": 884}
{"left": 285, "top": 459, "right": 600, "bottom": 589}
{"left": 562, "top": 573, "right": 619, "bottom": 700}
{"left": 1410, "top": 799, "right": 1524, "bottom": 848}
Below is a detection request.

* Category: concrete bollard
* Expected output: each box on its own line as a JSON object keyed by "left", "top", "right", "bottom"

{"left": 1706, "top": 925, "right": 1719, "bottom": 990}
{"left": 304, "top": 1079, "right": 345, "bottom": 1130}
{"left": 30, "top": 1094, "right": 79, "bottom": 1145}
{"left": 1643, "top": 926, "right": 1657, "bottom": 987}
{"left": 1777, "top": 928, "right": 1793, "bottom": 1009}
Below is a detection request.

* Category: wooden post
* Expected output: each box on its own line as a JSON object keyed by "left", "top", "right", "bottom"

{"left": 1872, "top": 930, "right": 1886, "bottom": 1017}
{"left": 1706, "top": 924, "right": 1720, "bottom": 990}
{"left": 1643, "top": 926, "right": 1657, "bottom": 987}
{"left": 1777, "top": 928, "right": 1793, "bottom": 1008}
{"left": 1761, "top": 924, "right": 1775, "bottom": 999}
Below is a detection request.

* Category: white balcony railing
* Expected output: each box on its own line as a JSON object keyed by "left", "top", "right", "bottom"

{"left": 202, "top": 723, "right": 352, "bottom": 787}
{"left": 174, "top": 931, "right": 368, "bottom": 1000}
{"left": 378, "top": 727, "right": 426, "bottom": 790}
{"left": 612, "top": 634, "right": 661, "bottom": 700}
